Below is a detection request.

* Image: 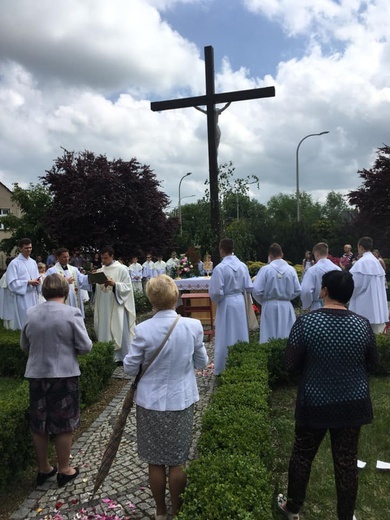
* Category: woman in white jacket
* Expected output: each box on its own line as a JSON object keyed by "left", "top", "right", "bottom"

{"left": 124, "top": 275, "right": 208, "bottom": 519}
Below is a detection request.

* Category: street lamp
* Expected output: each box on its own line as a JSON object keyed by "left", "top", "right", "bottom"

{"left": 296, "top": 131, "right": 329, "bottom": 222}
{"left": 178, "top": 172, "right": 192, "bottom": 235}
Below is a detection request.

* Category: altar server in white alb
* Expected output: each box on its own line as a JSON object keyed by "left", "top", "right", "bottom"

{"left": 166, "top": 251, "right": 180, "bottom": 276}
{"left": 253, "top": 242, "right": 301, "bottom": 344}
{"left": 129, "top": 256, "right": 143, "bottom": 292}
{"left": 6, "top": 238, "right": 41, "bottom": 329}
{"left": 154, "top": 254, "right": 167, "bottom": 275}
{"left": 0, "top": 257, "right": 15, "bottom": 329}
{"left": 209, "top": 238, "right": 253, "bottom": 375}
{"left": 46, "top": 248, "right": 90, "bottom": 318}
{"left": 142, "top": 253, "right": 155, "bottom": 292}
{"left": 93, "top": 246, "right": 136, "bottom": 364}
{"left": 349, "top": 236, "right": 388, "bottom": 334}
{"left": 300, "top": 242, "right": 341, "bottom": 311}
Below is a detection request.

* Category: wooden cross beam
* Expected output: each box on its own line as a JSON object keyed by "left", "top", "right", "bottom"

{"left": 151, "top": 45, "right": 275, "bottom": 263}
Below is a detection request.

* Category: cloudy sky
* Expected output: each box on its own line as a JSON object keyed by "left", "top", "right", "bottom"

{"left": 0, "top": 0, "right": 389, "bottom": 209}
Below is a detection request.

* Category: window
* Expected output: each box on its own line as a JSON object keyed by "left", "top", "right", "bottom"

{"left": 0, "top": 208, "right": 10, "bottom": 230}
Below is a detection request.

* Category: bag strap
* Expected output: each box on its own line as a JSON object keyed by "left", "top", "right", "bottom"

{"left": 131, "top": 315, "right": 180, "bottom": 389}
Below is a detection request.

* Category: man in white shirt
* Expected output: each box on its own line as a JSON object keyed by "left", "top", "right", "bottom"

{"left": 129, "top": 256, "right": 143, "bottom": 292}
{"left": 93, "top": 246, "right": 136, "bottom": 365}
{"left": 46, "top": 248, "right": 90, "bottom": 317}
{"left": 301, "top": 242, "right": 341, "bottom": 311}
{"left": 349, "top": 236, "right": 388, "bottom": 334}
{"left": 6, "top": 238, "right": 41, "bottom": 329}
{"left": 253, "top": 242, "right": 301, "bottom": 344}
{"left": 209, "top": 238, "right": 253, "bottom": 375}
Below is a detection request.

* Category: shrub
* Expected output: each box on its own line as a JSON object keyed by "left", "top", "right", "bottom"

{"left": 0, "top": 380, "right": 32, "bottom": 490}
{"left": 134, "top": 290, "right": 153, "bottom": 315}
{"left": 180, "top": 338, "right": 274, "bottom": 518}
{"left": 78, "top": 341, "right": 116, "bottom": 407}
{"left": 373, "top": 333, "right": 390, "bottom": 376}
{"left": 178, "top": 453, "right": 272, "bottom": 519}
{"left": 246, "top": 261, "right": 266, "bottom": 277}
{"left": 0, "top": 329, "right": 26, "bottom": 378}
{"left": 198, "top": 405, "right": 272, "bottom": 466}
{"left": 265, "top": 338, "right": 296, "bottom": 388}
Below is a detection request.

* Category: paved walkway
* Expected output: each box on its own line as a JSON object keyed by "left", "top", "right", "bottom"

{"left": 11, "top": 342, "right": 215, "bottom": 520}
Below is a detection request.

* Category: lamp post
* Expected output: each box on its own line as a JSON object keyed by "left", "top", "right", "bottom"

{"left": 296, "top": 131, "right": 329, "bottom": 222}
{"left": 178, "top": 172, "right": 192, "bottom": 235}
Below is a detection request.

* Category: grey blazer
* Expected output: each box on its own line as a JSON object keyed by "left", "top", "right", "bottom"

{"left": 20, "top": 301, "right": 92, "bottom": 378}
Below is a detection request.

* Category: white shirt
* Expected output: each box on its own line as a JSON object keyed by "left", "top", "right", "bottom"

{"left": 123, "top": 310, "right": 209, "bottom": 411}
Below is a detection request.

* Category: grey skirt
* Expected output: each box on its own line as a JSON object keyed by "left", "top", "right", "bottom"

{"left": 136, "top": 404, "right": 194, "bottom": 466}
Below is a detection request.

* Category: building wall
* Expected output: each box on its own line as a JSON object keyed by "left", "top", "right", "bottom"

{"left": 0, "top": 182, "right": 21, "bottom": 270}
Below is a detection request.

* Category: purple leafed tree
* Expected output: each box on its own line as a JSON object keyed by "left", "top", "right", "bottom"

{"left": 348, "top": 145, "right": 390, "bottom": 256}
{"left": 42, "top": 149, "right": 178, "bottom": 257}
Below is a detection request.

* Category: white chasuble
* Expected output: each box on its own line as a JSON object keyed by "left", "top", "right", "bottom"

{"left": 94, "top": 261, "right": 136, "bottom": 360}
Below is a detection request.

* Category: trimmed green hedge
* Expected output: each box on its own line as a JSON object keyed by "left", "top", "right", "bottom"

{"left": 79, "top": 341, "right": 116, "bottom": 408}
{"left": 178, "top": 340, "right": 273, "bottom": 519}
{"left": 178, "top": 453, "right": 272, "bottom": 519}
{"left": 263, "top": 333, "right": 390, "bottom": 386}
{"left": 0, "top": 379, "right": 31, "bottom": 490}
{"left": 0, "top": 329, "right": 27, "bottom": 378}
{"left": 373, "top": 333, "right": 390, "bottom": 376}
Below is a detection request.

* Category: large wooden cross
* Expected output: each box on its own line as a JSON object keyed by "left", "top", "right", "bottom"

{"left": 151, "top": 45, "right": 275, "bottom": 263}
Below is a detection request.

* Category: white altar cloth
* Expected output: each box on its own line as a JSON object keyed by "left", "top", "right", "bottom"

{"left": 174, "top": 277, "right": 211, "bottom": 291}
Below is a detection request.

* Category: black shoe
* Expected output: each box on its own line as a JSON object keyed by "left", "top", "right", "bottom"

{"left": 115, "top": 361, "right": 123, "bottom": 367}
{"left": 57, "top": 466, "right": 79, "bottom": 488}
{"left": 36, "top": 466, "right": 58, "bottom": 486}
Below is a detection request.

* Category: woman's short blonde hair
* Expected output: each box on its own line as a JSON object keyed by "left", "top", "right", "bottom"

{"left": 146, "top": 275, "right": 178, "bottom": 310}
{"left": 42, "top": 273, "right": 69, "bottom": 300}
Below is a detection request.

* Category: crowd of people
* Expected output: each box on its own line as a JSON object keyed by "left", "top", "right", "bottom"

{"left": 0, "top": 236, "right": 387, "bottom": 519}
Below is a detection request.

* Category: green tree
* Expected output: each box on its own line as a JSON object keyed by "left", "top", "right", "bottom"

{"left": 0, "top": 183, "right": 54, "bottom": 258}
{"left": 321, "top": 190, "right": 349, "bottom": 220}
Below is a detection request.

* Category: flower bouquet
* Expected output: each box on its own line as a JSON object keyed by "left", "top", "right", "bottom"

{"left": 178, "top": 256, "right": 195, "bottom": 278}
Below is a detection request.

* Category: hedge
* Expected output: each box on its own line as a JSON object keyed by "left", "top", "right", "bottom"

{"left": 0, "top": 380, "right": 31, "bottom": 490}
{"left": 178, "top": 340, "right": 273, "bottom": 519}
{"left": 0, "top": 329, "right": 27, "bottom": 378}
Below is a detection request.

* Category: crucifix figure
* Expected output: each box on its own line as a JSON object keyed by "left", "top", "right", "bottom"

{"left": 194, "top": 101, "right": 231, "bottom": 151}
{"left": 151, "top": 45, "right": 275, "bottom": 264}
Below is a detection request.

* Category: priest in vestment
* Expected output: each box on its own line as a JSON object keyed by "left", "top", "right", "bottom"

{"left": 6, "top": 238, "right": 41, "bottom": 329}
{"left": 209, "top": 238, "right": 253, "bottom": 375}
{"left": 349, "top": 236, "right": 388, "bottom": 334}
{"left": 253, "top": 242, "right": 301, "bottom": 344}
{"left": 46, "top": 248, "right": 90, "bottom": 317}
{"left": 93, "top": 246, "right": 136, "bottom": 364}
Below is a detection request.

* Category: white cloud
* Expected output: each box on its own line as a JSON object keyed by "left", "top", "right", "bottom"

{"left": 0, "top": 0, "right": 204, "bottom": 94}
{"left": 0, "top": 0, "right": 389, "bottom": 212}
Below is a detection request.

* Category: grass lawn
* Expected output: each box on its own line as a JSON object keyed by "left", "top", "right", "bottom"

{"left": 271, "top": 376, "right": 390, "bottom": 519}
